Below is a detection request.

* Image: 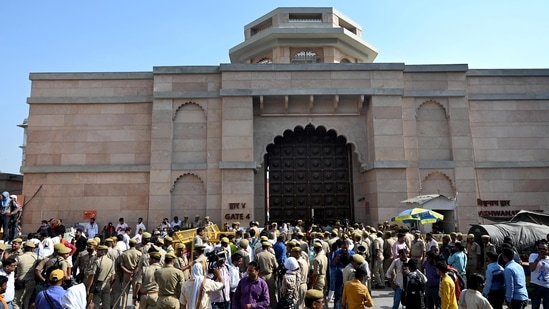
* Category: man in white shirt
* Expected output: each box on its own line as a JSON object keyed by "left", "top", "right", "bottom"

{"left": 171, "top": 216, "right": 182, "bottom": 229}
{"left": 85, "top": 217, "right": 98, "bottom": 238}
{"left": 386, "top": 249, "right": 410, "bottom": 309}
{"left": 135, "top": 217, "right": 146, "bottom": 236}
{"left": 116, "top": 217, "right": 128, "bottom": 235}
{"left": 0, "top": 258, "right": 17, "bottom": 305}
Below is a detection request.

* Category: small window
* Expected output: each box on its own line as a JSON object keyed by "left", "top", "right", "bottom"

{"left": 340, "top": 58, "right": 351, "bottom": 63}
{"left": 257, "top": 58, "right": 273, "bottom": 64}
{"left": 292, "top": 51, "right": 321, "bottom": 63}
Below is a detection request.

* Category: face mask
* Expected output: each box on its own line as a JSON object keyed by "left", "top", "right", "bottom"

{"left": 87, "top": 248, "right": 94, "bottom": 254}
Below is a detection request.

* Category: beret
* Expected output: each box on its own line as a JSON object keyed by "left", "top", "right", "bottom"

{"left": 104, "top": 238, "right": 113, "bottom": 243}
{"left": 149, "top": 252, "right": 161, "bottom": 259}
{"left": 175, "top": 243, "right": 185, "bottom": 249}
{"left": 239, "top": 239, "right": 249, "bottom": 247}
{"left": 261, "top": 241, "right": 272, "bottom": 247}
{"left": 97, "top": 245, "right": 109, "bottom": 250}
{"left": 467, "top": 234, "right": 475, "bottom": 238}
{"left": 24, "top": 241, "right": 36, "bottom": 248}
{"left": 12, "top": 238, "right": 23, "bottom": 243}
{"left": 305, "top": 289, "right": 324, "bottom": 300}
{"left": 58, "top": 246, "right": 71, "bottom": 254}
{"left": 260, "top": 236, "right": 269, "bottom": 241}
{"left": 221, "top": 237, "right": 229, "bottom": 244}
{"left": 481, "top": 235, "right": 490, "bottom": 239}
{"left": 313, "top": 242, "right": 322, "bottom": 248}
{"left": 165, "top": 252, "right": 176, "bottom": 259}
{"left": 87, "top": 239, "right": 97, "bottom": 246}
{"left": 352, "top": 254, "right": 365, "bottom": 264}
{"left": 291, "top": 247, "right": 301, "bottom": 252}
{"left": 53, "top": 243, "right": 65, "bottom": 251}
{"left": 129, "top": 239, "right": 137, "bottom": 244}
{"left": 142, "top": 232, "right": 152, "bottom": 239}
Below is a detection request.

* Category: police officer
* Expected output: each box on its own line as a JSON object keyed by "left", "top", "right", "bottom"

{"left": 4, "top": 237, "right": 24, "bottom": 260}
{"left": 88, "top": 245, "right": 115, "bottom": 309}
{"left": 73, "top": 239, "right": 97, "bottom": 286}
{"left": 119, "top": 238, "right": 142, "bottom": 307}
{"left": 155, "top": 252, "right": 185, "bottom": 309}
{"left": 15, "top": 241, "right": 38, "bottom": 309}
{"left": 173, "top": 243, "right": 190, "bottom": 280}
{"left": 133, "top": 251, "right": 162, "bottom": 309}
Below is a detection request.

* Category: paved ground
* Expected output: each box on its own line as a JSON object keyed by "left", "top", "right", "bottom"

{"left": 326, "top": 286, "right": 395, "bottom": 309}
{"left": 120, "top": 286, "right": 397, "bottom": 308}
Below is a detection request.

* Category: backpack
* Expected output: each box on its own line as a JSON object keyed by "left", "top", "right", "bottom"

{"left": 407, "top": 272, "right": 425, "bottom": 293}
{"left": 446, "top": 267, "right": 465, "bottom": 299}
{"left": 41, "top": 257, "right": 63, "bottom": 281}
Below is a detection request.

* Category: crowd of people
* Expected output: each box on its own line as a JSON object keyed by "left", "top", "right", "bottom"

{"left": 0, "top": 210, "right": 545, "bottom": 309}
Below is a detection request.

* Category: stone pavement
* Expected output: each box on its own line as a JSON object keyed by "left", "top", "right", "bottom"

{"left": 326, "top": 286, "right": 395, "bottom": 309}
{"left": 120, "top": 286, "right": 397, "bottom": 309}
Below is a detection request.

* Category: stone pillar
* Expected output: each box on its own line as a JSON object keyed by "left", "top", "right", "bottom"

{"left": 148, "top": 97, "right": 173, "bottom": 227}
{"left": 220, "top": 96, "right": 255, "bottom": 226}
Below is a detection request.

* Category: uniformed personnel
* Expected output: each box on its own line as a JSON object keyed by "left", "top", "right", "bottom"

{"left": 14, "top": 241, "right": 38, "bottom": 309}
{"left": 155, "top": 252, "right": 185, "bottom": 309}
{"left": 133, "top": 251, "right": 162, "bottom": 309}
{"left": 118, "top": 238, "right": 142, "bottom": 307}
{"left": 88, "top": 245, "right": 116, "bottom": 309}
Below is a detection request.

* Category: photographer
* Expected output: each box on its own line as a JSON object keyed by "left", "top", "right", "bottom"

{"left": 209, "top": 254, "right": 231, "bottom": 309}
{"left": 180, "top": 263, "right": 225, "bottom": 309}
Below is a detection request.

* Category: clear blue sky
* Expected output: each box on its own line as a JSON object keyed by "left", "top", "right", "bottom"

{"left": 1, "top": 1, "right": 548, "bottom": 174}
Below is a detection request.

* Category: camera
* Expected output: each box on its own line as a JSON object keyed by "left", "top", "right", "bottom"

{"left": 206, "top": 247, "right": 227, "bottom": 274}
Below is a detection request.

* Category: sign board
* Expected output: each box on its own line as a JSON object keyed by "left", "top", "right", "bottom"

{"left": 83, "top": 211, "right": 97, "bottom": 220}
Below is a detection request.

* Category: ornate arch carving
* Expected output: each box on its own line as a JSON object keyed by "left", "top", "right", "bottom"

{"left": 256, "top": 122, "right": 364, "bottom": 170}
{"left": 421, "top": 171, "right": 457, "bottom": 195}
{"left": 173, "top": 101, "right": 207, "bottom": 121}
{"left": 171, "top": 172, "right": 206, "bottom": 193}
{"left": 416, "top": 100, "right": 450, "bottom": 119}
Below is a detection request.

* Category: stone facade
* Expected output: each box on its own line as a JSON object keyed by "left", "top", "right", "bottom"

{"left": 20, "top": 8, "right": 549, "bottom": 233}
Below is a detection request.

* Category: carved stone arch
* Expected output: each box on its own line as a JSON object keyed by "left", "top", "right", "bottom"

{"left": 173, "top": 101, "right": 207, "bottom": 121}
{"left": 416, "top": 100, "right": 450, "bottom": 119}
{"left": 255, "top": 121, "right": 365, "bottom": 170}
{"left": 170, "top": 172, "right": 206, "bottom": 193}
{"left": 421, "top": 171, "right": 457, "bottom": 196}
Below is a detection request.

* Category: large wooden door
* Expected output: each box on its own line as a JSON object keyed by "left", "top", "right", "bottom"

{"left": 266, "top": 124, "right": 353, "bottom": 225}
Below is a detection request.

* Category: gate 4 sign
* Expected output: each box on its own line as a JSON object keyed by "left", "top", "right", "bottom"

{"left": 225, "top": 202, "right": 250, "bottom": 221}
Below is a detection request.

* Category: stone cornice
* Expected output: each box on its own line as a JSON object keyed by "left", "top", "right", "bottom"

{"left": 21, "top": 165, "right": 150, "bottom": 173}
{"left": 27, "top": 96, "right": 153, "bottom": 104}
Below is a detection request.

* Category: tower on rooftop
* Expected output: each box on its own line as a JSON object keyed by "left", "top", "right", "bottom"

{"left": 229, "top": 7, "right": 378, "bottom": 64}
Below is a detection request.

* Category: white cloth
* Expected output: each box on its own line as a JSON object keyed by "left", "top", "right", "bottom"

{"left": 189, "top": 263, "right": 205, "bottom": 309}
{"left": 39, "top": 237, "right": 54, "bottom": 258}
{"left": 0, "top": 268, "right": 15, "bottom": 302}
{"left": 135, "top": 222, "right": 146, "bottom": 235}
{"left": 61, "top": 283, "right": 87, "bottom": 309}
{"left": 529, "top": 253, "right": 549, "bottom": 288}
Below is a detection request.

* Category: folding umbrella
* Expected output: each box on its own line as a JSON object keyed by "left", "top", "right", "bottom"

{"left": 391, "top": 208, "right": 444, "bottom": 224}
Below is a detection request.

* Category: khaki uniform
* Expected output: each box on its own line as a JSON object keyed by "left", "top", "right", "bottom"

{"left": 466, "top": 241, "right": 482, "bottom": 276}
{"left": 90, "top": 255, "right": 115, "bottom": 309}
{"left": 173, "top": 255, "right": 190, "bottom": 281}
{"left": 134, "top": 262, "right": 162, "bottom": 309}
{"left": 371, "top": 237, "right": 385, "bottom": 287}
{"left": 35, "top": 255, "right": 68, "bottom": 281}
{"left": 73, "top": 251, "right": 97, "bottom": 287}
{"left": 256, "top": 249, "right": 278, "bottom": 308}
{"left": 483, "top": 242, "right": 497, "bottom": 271}
{"left": 119, "top": 247, "right": 142, "bottom": 308}
{"left": 5, "top": 248, "right": 23, "bottom": 260}
{"left": 107, "top": 248, "right": 122, "bottom": 306}
{"left": 15, "top": 251, "right": 38, "bottom": 309}
{"left": 296, "top": 257, "right": 308, "bottom": 308}
{"left": 155, "top": 264, "right": 185, "bottom": 309}
{"left": 235, "top": 248, "right": 250, "bottom": 273}
{"left": 312, "top": 251, "right": 328, "bottom": 291}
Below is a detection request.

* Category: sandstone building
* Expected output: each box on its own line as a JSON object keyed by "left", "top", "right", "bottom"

{"left": 21, "top": 7, "right": 549, "bottom": 233}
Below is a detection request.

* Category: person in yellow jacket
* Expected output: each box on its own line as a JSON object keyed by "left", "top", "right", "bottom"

{"left": 436, "top": 261, "right": 458, "bottom": 309}
{"left": 341, "top": 268, "right": 374, "bottom": 309}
